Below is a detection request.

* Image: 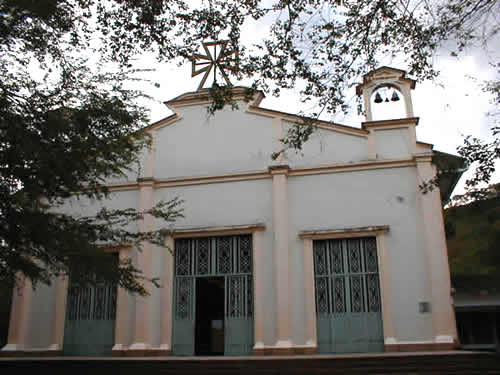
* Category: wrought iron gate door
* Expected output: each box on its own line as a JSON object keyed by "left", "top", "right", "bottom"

{"left": 313, "top": 237, "right": 383, "bottom": 353}
{"left": 172, "top": 235, "right": 253, "bottom": 356}
{"left": 63, "top": 280, "right": 117, "bottom": 356}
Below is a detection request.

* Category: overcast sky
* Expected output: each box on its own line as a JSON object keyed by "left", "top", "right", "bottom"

{"left": 131, "top": 9, "right": 500, "bottom": 197}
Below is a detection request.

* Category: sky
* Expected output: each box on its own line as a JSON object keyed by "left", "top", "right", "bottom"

{"left": 131, "top": 7, "right": 500, "bottom": 197}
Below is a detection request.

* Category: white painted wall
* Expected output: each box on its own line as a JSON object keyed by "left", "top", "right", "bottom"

{"left": 155, "top": 104, "right": 275, "bottom": 178}
{"left": 57, "top": 190, "right": 140, "bottom": 234}
{"left": 375, "top": 128, "right": 411, "bottom": 159}
{"left": 288, "top": 167, "right": 434, "bottom": 344}
{"left": 283, "top": 121, "right": 368, "bottom": 167}
{"left": 154, "top": 179, "right": 276, "bottom": 346}
{"left": 28, "top": 283, "right": 57, "bottom": 349}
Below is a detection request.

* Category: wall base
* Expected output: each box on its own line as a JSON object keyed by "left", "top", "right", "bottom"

{"left": 385, "top": 341, "right": 457, "bottom": 352}
{"left": 112, "top": 349, "right": 171, "bottom": 357}
{"left": 253, "top": 346, "right": 317, "bottom": 355}
{"left": 0, "top": 350, "right": 63, "bottom": 357}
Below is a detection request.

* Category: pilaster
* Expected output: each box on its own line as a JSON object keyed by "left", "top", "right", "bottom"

{"left": 376, "top": 232, "right": 396, "bottom": 346}
{"left": 269, "top": 165, "right": 292, "bottom": 349}
{"left": 159, "top": 235, "right": 174, "bottom": 355}
{"left": 416, "top": 156, "right": 457, "bottom": 346}
{"left": 302, "top": 238, "right": 317, "bottom": 349}
{"left": 2, "top": 277, "right": 33, "bottom": 351}
{"left": 252, "top": 230, "right": 266, "bottom": 351}
{"left": 129, "top": 178, "right": 155, "bottom": 352}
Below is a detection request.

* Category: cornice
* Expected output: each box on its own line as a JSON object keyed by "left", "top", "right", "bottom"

{"left": 356, "top": 66, "right": 416, "bottom": 95}
{"left": 246, "top": 105, "right": 369, "bottom": 137}
{"left": 156, "top": 170, "right": 270, "bottom": 188}
{"left": 143, "top": 113, "right": 182, "bottom": 131}
{"left": 362, "top": 117, "right": 419, "bottom": 130}
{"left": 268, "top": 165, "right": 290, "bottom": 175}
{"left": 165, "top": 87, "right": 261, "bottom": 108}
{"left": 170, "top": 223, "right": 266, "bottom": 238}
{"left": 288, "top": 158, "right": 416, "bottom": 177}
{"left": 414, "top": 153, "right": 434, "bottom": 163}
{"left": 105, "top": 157, "right": 419, "bottom": 192}
{"left": 299, "top": 225, "right": 390, "bottom": 240}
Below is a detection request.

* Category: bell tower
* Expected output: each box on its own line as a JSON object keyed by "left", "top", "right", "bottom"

{"left": 356, "top": 67, "right": 419, "bottom": 160}
{"left": 356, "top": 67, "right": 416, "bottom": 121}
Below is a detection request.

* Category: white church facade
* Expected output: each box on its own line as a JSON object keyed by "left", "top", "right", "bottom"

{"left": 3, "top": 67, "right": 461, "bottom": 356}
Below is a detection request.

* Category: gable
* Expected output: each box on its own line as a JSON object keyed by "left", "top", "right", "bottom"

{"left": 152, "top": 97, "right": 376, "bottom": 180}
{"left": 154, "top": 103, "right": 275, "bottom": 178}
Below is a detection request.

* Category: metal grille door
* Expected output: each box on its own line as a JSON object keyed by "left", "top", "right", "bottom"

{"left": 63, "top": 280, "right": 117, "bottom": 356}
{"left": 314, "top": 237, "right": 383, "bottom": 353}
{"left": 172, "top": 235, "right": 253, "bottom": 356}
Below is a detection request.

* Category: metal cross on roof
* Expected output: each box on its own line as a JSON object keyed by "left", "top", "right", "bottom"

{"left": 191, "top": 40, "right": 238, "bottom": 91}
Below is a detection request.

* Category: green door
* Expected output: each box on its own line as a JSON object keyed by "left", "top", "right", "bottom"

{"left": 63, "top": 281, "right": 117, "bottom": 356}
{"left": 172, "top": 235, "right": 253, "bottom": 356}
{"left": 314, "top": 237, "right": 384, "bottom": 353}
{"left": 225, "top": 275, "right": 253, "bottom": 355}
{"left": 173, "top": 276, "right": 195, "bottom": 355}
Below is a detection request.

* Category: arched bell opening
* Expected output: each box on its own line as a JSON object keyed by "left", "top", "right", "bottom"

{"left": 369, "top": 85, "right": 406, "bottom": 121}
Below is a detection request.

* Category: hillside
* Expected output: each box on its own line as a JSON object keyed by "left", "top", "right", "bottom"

{"left": 444, "top": 196, "right": 500, "bottom": 292}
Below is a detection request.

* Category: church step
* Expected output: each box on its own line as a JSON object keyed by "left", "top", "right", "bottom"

{"left": 0, "top": 352, "right": 499, "bottom": 375}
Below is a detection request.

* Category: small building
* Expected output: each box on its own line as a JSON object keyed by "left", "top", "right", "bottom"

{"left": 454, "top": 291, "right": 500, "bottom": 350}
{"left": 2, "top": 67, "right": 463, "bottom": 356}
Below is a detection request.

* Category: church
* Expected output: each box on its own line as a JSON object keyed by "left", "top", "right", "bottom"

{"left": 2, "top": 64, "right": 463, "bottom": 357}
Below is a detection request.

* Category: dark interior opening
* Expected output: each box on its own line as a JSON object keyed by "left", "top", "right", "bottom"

{"left": 195, "top": 277, "right": 225, "bottom": 355}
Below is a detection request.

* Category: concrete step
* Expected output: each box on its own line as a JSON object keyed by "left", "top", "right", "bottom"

{"left": 0, "top": 351, "right": 499, "bottom": 375}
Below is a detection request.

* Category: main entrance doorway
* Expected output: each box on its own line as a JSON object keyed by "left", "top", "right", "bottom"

{"left": 313, "top": 237, "right": 384, "bottom": 353}
{"left": 172, "top": 235, "right": 254, "bottom": 356}
{"left": 195, "top": 277, "right": 225, "bottom": 355}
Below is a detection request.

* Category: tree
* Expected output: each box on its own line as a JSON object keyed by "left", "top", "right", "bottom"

{"left": 2, "top": 0, "right": 498, "bottom": 294}
{"left": 0, "top": 1, "right": 188, "bottom": 294}
{"left": 444, "top": 186, "right": 500, "bottom": 291}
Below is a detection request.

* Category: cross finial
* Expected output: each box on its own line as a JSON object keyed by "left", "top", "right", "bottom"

{"left": 191, "top": 40, "right": 238, "bottom": 91}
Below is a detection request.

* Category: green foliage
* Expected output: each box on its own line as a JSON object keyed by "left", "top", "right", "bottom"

{"left": 207, "top": 83, "right": 240, "bottom": 115}
{"left": 0, "top": 1, "right": 186, "bottom": 295}
{"left": 445, "top": 194, "right": 500, "bottom": 291}
{"left": 272, "top": 117, "right": 316, "bottom": 161}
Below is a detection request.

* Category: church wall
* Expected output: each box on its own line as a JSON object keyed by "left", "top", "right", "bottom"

{"left": 4, "top": 74, "right": 458, "bottom": 354}
{"left": 288, "top": 166, "right": 434, "bottom": 345}
{"left": 57, "top": 190, "right": 140, "bottom": 234}
{"left": 283, "top": 121, "right": 369, "bottom": 167}
{"left": 102, "top": 161, "right": 143, "bottom": 185}
{"left": 17, "top": 190, "right": 141, "bottom": 351}
{"left": 154, "top": 178, "right": 276, "bottom": 347}
{"left": 155, "top": 105, "right": 275, "bottom": 178}
{"left": 28, "top": 283, "right": 57, "bottom": 350}
{"left": 57, "top": 190, "right": 139, "bottom": 219}
{"left": 375, "top": 128, "right": 412, "bottom": 159}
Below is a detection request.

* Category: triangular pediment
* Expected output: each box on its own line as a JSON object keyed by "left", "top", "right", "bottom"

{"left": 356, "top": 66, "right": 416, "bottom": 95}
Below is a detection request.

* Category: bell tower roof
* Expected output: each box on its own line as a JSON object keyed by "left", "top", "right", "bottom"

{"left": 356, "top": 67, "right": 416, "bottom": 96}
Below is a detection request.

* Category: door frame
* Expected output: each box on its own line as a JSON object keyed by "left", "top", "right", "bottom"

{"left": 171, "top": 231, "right": 259, "bottom": 356}
{"left": 299, "top": 225, "right": 394, "bottom": 352}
